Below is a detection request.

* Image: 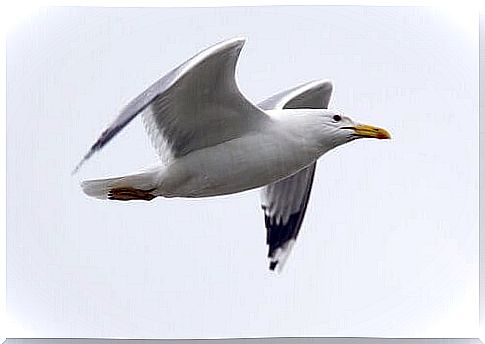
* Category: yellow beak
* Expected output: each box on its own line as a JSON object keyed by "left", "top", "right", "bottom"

{"left": 353, "top": 124, "right": 391, "bottom": 139}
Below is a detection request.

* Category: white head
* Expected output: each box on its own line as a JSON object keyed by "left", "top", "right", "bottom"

{"left": 283, "top": 109, "right": 390, "bottom": 152}
{"left": 316, "top": 109, "right": 391, "bottom": 148}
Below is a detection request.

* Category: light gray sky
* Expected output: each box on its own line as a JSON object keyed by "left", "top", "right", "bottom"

{"left": 7, "top": 6, "right": 478, "bottom": 338}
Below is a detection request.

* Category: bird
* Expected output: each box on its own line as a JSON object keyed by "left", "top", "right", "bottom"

{"left": 75, "top": 37, "right": 391, "bottom": 272}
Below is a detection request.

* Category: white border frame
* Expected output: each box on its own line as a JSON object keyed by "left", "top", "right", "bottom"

{"left": 2, "top": 2, "right": 482, "bottom": 342}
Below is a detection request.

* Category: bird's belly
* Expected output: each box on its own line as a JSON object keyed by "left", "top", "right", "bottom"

{"left": 159, "top": 132, "right": 318, "bottom": 198}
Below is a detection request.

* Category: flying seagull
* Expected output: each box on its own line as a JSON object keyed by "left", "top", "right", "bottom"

{"left": 75, "top": 37, "right": 390, "bottom": 271}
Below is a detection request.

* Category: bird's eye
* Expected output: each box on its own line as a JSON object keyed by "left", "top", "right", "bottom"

{"left": 333, "top": 115, "right": 342, "bottom": 122}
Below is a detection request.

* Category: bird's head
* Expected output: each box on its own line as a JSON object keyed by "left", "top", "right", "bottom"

{"left": 318, "top": 110, "right": 391, "bottom": 148}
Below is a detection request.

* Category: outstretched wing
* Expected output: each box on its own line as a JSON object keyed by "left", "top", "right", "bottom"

{"left": 74, "top": 37, "right": 268, "bottom": 172}
{"left": 259, "top": 80, "right": 333, "bottom": 271}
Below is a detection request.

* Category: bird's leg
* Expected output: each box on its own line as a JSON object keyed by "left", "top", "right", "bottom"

{"left": 108, "top": 187, "right": 157, "bottom": 201}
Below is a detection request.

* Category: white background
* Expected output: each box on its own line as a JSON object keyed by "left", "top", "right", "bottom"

{"left": 6, "top": 6, "right": 478, "bottom": 338}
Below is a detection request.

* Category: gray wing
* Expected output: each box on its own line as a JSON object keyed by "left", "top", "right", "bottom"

{"left": 74, "top": 37, "right": 268, "bottom": 172}
{"left": 258, "top": 80, "right": 333, "bottom": 271}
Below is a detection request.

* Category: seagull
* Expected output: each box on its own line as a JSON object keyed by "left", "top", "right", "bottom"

{"left": 75, "top": 37, "right": 390, "bottom": 271}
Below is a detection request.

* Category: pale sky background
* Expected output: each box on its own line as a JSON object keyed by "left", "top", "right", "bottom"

{"left": 6, "top": 6, "right": 478, "bottom": 338}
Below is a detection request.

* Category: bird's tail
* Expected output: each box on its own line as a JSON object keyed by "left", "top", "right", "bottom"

{"left": 81, "top": 168, "right": 162, "bottom": 200}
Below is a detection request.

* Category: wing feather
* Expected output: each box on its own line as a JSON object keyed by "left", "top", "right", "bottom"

{"left": 74, "top": 37, "right": 267, "bottom": 173}
{"left": 259, "top": 79, "right": 333, "bottom": 271}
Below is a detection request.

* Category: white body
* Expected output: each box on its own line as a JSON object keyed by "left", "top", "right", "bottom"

{"left": 158, "top": 109, "right": 330, "bottom": 197}
{"left": 81, "top": 109, "right": 339, "bottom": 200}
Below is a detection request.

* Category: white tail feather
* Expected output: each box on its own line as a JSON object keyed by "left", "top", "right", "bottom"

{"left": 81, "top": 168, "right": 162, "bottom": 200}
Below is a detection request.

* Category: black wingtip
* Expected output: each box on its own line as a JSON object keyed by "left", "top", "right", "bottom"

{"left": 71, "top": 159, "right": 85, "bottom": 175}
{"left": 269, "top": 261, "right": 278, "bottom": 271}
{"left": 71, "top": 148, "right": 96, "bottom": 175}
